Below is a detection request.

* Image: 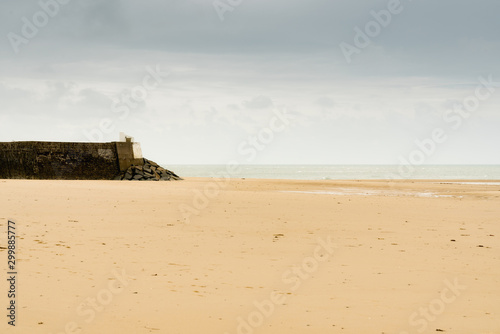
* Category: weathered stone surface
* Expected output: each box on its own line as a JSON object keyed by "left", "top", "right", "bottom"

{"left": 149, "top": 160, "right": 159, "bottom": 167}
{"left": 114, "top": 158, "right": 182, "bottom": 182}
{"left": 0, "top": 141, "right": 182, "bottom": 181}
{"left": 0, "top": 141, "right": 119, "bottom": 180}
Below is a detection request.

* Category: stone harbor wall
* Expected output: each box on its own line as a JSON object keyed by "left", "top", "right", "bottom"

{"left": 0, "top": 140, "right": 180, "bottom": 181}
{"left": 0, "top": 141, "right": 120, "bottom": 180}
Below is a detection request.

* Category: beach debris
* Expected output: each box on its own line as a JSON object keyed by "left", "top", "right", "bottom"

{"left": 115, "top": 159, "right": 182, "bottom": 181}
{"left": 273, "top": 233, "right": 285, "bottom": 242}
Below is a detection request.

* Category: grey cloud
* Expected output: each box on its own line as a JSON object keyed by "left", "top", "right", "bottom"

{"left": 1, "top": 0, "right": 499, "bottom": 163}
{"left": 2, "top": 0, "right": 499, "bottom": 80}
{"left": 315, "top": 96, "right": 335, "bottom": 109}
{"left": 0, "top": 81, "right": 112, "bottom": 118}
{"left": 227, "top": 103, "right": 240, "bottom": 110}
{"left": 242, "top": 96, "right": 273, "bottom": 109}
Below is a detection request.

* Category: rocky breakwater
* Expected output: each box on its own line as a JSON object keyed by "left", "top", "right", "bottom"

{"left": 115, "top": 159, "right": 182, "bottom": 181}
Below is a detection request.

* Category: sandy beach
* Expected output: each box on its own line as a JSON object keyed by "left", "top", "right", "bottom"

{"left": 1, "top": 178, "right": 499, "bottom": 334}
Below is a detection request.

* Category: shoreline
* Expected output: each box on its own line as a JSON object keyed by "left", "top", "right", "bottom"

{"left": 2, "top": 177, "right": 500, "bottom": 182}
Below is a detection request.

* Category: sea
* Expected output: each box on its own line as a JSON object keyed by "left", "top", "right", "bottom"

{"left": 166, "top": 165, "right": 500, "bottom": 181}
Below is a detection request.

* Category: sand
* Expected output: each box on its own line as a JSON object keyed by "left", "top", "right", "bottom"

{"left": 0, "top": 178, "right": 499, "bottom": 334}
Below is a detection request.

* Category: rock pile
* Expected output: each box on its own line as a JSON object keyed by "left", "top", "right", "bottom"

{"left": 115, "top": 159, "right": 182, "bottom": 181}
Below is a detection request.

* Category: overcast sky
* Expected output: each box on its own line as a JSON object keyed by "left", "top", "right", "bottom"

{"left": 1, "top": 0, "right": 499, "bottom": 164}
